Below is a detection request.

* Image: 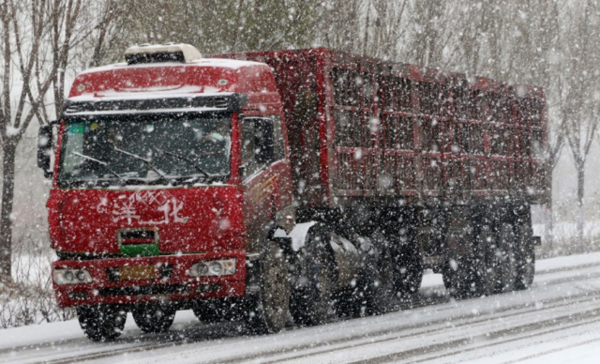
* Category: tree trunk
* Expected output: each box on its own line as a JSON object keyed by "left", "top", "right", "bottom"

{"left": 576, "top": 164, "right": 585, "bottom": 252}
{"left": 0, "top": 138, "right": 17, "bottom": 278}
{"left": 544, "top": 167, "right": 554, "bottom": 252}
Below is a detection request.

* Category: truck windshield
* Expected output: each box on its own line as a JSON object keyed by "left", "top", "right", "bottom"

{"left": 58, "top": 113, "right": 231, "bottom": 187}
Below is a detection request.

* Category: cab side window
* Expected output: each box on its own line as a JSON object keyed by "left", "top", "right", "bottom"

{"left": 241, "top": 120, "right": 260, "bottom": 177}
{"left": 272, "top": 116, "right": 285, "bottom": 161}
{"left": 241, "top": 117, "right": 285, "bottom": 178}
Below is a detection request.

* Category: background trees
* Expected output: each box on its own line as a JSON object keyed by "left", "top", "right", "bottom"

{"left": 0, "top": 0, "right": 120, "bottom": 276}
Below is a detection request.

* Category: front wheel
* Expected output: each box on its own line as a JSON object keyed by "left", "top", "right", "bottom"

{"left": 77, "top": 305, "right": 126, "bottom": 342}
{"left": 132, "top": 303, "right": 175, "bottom": 333}
{"left": 193, "top": 298, "right": 243, "bottom": 323}
{"left": 245, "top": 241, "right": 290, "bottom": 334}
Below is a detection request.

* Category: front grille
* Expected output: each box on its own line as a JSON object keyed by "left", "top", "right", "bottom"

{"left": 118, "top": 228, "right": 158, "bottom": 246}
{"left": 98, "top": 284, "right": 187, "bottom": 297}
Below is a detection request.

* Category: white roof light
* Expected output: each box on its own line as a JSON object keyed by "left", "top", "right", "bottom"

{"left": 124, "top": 43, "right": 202, "bottom": 65}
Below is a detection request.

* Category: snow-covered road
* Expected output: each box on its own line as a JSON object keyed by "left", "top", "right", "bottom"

{"left": 2, "top": 252, "right": 600, "bottom": 364}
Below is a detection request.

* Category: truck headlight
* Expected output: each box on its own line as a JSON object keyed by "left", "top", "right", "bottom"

{"left": 190, "top": 258, "right": 236, "bottom": 277}
{"left": 53, "top": 269, "right": 93, "bottom": 285}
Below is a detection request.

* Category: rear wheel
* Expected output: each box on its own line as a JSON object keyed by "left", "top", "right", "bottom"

{"left": 393, "top": 244, "right": 423, "bottom": 295}
{"left": 471, "top": 225, "right": 495, "bottom": 297}
{"left": 77, "top": 305, "right": 126, "bottom": 342}
{"left": 290, "top": 225, "right": 335, "bottom": 326}
{"left": 442, "top": 256, "right": 472, "bottom": 299}
{"left": 245, "top": 241, "right": 290, "bottom": 334}
{"left": 493, "top": 223, "right": 517, "bottom": 293}
{"left": 515, "top": 224, "right": 535, "bottom": 290}
{"left": 132, "top": 303, "right": 175, "bottom": 333}
{"left": 364, "top": 248, "right": 396, "bottom": 315}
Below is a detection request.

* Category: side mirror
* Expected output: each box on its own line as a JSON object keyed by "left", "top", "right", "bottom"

{"left": 255, "top": 119, "right": 274, "bottom": 165}
{"left": 37, "top": 124, "right": 54, "bottom": 179}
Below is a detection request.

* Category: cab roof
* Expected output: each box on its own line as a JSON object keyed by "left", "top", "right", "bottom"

{"left": 69, "top": 58, "right": 275, "bottom": 99}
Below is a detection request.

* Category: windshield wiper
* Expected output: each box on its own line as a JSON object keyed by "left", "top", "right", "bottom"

{"left": 113, "top": 146, "right": 169, "bottom": 181}
{"left": 72, "top": 152, "right": 125, "bottom": 182}
{"left": 155, "top": 148, "right": 210, "bottom": 179}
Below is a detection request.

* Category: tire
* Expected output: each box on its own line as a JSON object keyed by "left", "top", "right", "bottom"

{"left": 515, "top": 224, "right": 535, "bottom": 290}
{"left": 493, "top": 223, "right": 517, "bottom": 294}
{"left": 245, "top": 241, "right": 290, "bottom": 334}
{"left": 364, "top": 248, "right": 396, "bottom": 315}
{"left": 290, "top": 226, "right": 335, "bottom": 326}
{"left": 77, "top": 305, "right": 126, "bottom": 342}
{"left": 442, "top": 256, "right": 472, "bottom": 299}
{"left": 132, "top": 303, "right": 175, "bottom": 333}
{"left": 393, "top": 244, "right": 423, "bottom": 295}
{"left": 471, "top": 225, "right": 495, "bottom": 297}
{"left": 193, "top": 298, "right": 243, "bottom": 323}
{"left": 336, "top": 247, "right": 396, "bottom": 318}
{"left": 334, "top": 285, "right": 364, "bottom": 319}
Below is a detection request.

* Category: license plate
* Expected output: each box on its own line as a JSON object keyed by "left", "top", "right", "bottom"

{"left": 119, "top": 265, "right": 156, "bottom": 280}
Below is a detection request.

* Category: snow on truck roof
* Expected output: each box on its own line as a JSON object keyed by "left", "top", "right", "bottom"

{"left": 78, "top": 57, "right": 265, "bottom": 75}
{"left": 69, "top": 58, "right": 277, "bottom": 101}
{"left": 68, "top": 58, "right": 273, "bottom": 101}
{"left": 67, "top": 44, "right": 274, "bottom": 102}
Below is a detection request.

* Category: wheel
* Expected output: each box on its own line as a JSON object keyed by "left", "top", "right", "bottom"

{"left": 493, "top": 223, "right": 517, "bottom": 293}
{"left": 77, "top": 305, "right": 126, "bottom": 342}
{"left": 132, "top": 303, "right": 175, "bottom": 333}
{"left": 334, "top": 285, "right": 365, "bottom": 319}
{"left": 193, "top": 298, "right": 243, "bottom": 323}
{"left": 245, "top": 240, "right": 290, "bottom": 334}
{"left": 364, "top": 248, "right": 396, "bottom": 315}
{"left": 442, "top": 256, "right": 472, "bottom": 299}
{"left": 393, "top": 244, "right": 423, "bottom": 295}
{"left": 471, "top": 225, "right": 495, "bottom": 297}
{"left": 193, "top": 300, "right": 225, "bottom": 324}
{"left": 515, "top": 224, "right": 535, "bottom": 290}
{"left": 290, "top": 225, "right": 335, "bottom": 326}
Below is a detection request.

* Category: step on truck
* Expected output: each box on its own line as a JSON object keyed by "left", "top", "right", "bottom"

{"left": 37, "top": 44, "right": 547, "bottom": 341}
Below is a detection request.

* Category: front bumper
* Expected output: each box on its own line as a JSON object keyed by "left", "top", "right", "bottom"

{"left": 52, "top": 250, "right": 247, "bottom": 307}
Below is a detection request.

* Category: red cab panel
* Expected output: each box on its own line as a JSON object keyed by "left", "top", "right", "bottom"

{"left": 47, "top": 186, "right": 245, "bottom": 255}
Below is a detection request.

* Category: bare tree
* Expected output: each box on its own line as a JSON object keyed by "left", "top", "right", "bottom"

{"left": 0, "top": 0, "right": 121, "bottom": 277}
{"left": 111, "top": 0, "right": 321, "bottom": 55}
{"left": 364, "top": 0, "right": 409, "bottom": 60}
{"left": 406, "top": 0, "right": 454, "bottom": 68}
{"left": 559, "top": 1, "right": 600, "bottom": 249}
{"left": 0, "top": 0, "right": 57, "bottom": 276}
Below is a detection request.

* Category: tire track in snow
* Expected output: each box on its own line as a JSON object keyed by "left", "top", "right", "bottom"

{"left": 224, "top": 290, "right": 600, "bottom": 364}
{"left": 5, "top": 259, "right": 600, "bottom": 364}
{"left": 351, "top": 301, "right": 600, "bottom": 364}
{"left": 68, "top": 274, "right": 600, "bottom": 364}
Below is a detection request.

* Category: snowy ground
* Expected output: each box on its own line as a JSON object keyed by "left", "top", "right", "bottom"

{"left": 2, "top": 252, "right": 600, "bottom": 363}
{"left": 532, "top": 221, "right": 600, "bottom": 241}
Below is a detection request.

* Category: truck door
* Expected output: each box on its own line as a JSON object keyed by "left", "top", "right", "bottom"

{"left": 241, "top": 117, "right": 287, "bottom": 252}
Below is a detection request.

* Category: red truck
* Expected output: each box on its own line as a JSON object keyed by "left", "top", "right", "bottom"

{"left": 37, "top": 44, "right": 547, "bottom": 341}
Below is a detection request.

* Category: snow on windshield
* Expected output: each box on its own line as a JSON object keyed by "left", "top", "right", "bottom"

{"left": 58, "top": 115, "right": 231, "bottom": 186}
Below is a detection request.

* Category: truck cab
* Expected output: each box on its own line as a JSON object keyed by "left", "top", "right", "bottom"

{"left": 38, "top": 44, "right": 294, "bottom": 340}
